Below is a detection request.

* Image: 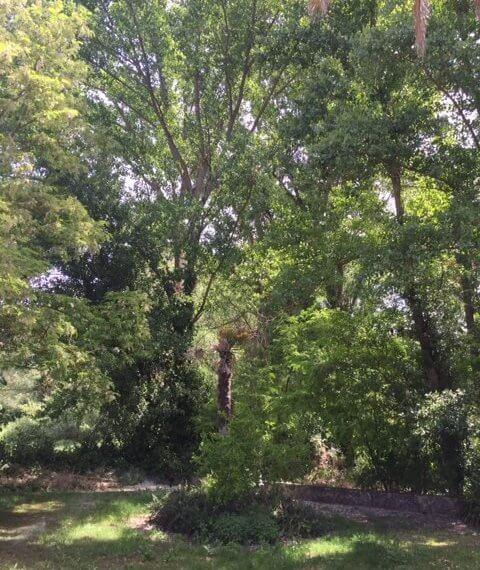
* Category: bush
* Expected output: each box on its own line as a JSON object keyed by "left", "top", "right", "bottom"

{"left": 0, "top": 416, "right": 92, "bottom": 468}
{"left": 211, "top": 512, "right": 279, "bottom": 545}
{"left": 415, "top": 390, "right": 469, "bottom": 494}
{"left": 197, "top": 381, "right": 313, "bottom": 504}
{"left": 150, "top": 486, "right": 326, "bottom": 544}
{"left": 0, "top": 417, "right": 55, "bottom": 465}
{"left": 151, "top": 487, "right": 216, "bottom": 538}
{"left": 276, "top": 498, "right": 332, "bottom": 538}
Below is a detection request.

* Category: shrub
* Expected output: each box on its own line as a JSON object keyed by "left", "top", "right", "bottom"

{"left": 150, "top": 487, "right": 215, "bottom": 537}
{"left": 211, "top": 512, "right": 279, "bottom": 545}
{"left": 0, "top": 416, "right": 91, "bottom": 468}
{"left": 276, "top": 498, "right": 332, "bottom": 538}
{"left": 415, "top": 390, "right": 469, "bottom": 493}
{"left": 0, "top": 417, "right": 55, "bottom": 465}
{"left": 197, "top": 378, "right": 313, "bottom": 504}
{"left": 150, "top": 486, "right": 326, "bottom": 544}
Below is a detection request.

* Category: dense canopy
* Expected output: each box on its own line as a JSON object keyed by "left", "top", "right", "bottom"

{"left": 1, "top": 0, "right": 480, "bottom": 506}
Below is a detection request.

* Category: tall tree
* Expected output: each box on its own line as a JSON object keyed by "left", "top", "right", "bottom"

{"left": 84, "top": 0, "right": 304, "bottom": 322}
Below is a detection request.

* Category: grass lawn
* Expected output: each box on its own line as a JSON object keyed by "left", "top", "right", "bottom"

{"left": 0, "top": 491, "right": 479, "bottom": 569}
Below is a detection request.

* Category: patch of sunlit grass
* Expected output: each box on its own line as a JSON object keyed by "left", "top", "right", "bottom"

{"left": 12, "top": 500, "right": 64, "bottom": 514}
{"left": 422, "top": 538, "right": 456, "bottom": 548}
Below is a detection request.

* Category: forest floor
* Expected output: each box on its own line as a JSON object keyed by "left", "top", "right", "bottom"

{"left": 1, "top": 490, "right": 479, "bottom": 569}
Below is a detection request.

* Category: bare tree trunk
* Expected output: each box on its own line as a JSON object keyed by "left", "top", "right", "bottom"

{"left": 216, "top": 335, "right": 234, "bottom": 435}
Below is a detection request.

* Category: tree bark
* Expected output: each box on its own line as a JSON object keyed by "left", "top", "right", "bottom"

{"left": 216, "top": 335, "right": 234, "bottom": 435}
{"left": 390, "top": 165, "right": 448, "bottom": 391}
{"left": 405, "top": 288, "right": 446, "bottom": 391}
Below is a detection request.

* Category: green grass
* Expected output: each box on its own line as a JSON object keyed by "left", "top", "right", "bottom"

{"left": 0, "top": 491, "right": 479, "bottom": 569}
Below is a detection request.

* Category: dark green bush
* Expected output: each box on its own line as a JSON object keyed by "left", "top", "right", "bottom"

{"left": 150, "top": 486, "right": 325, "bottom": 544}
{"left": 276, "top": 499, "right": 332, "bottom": 538}
{"left": 0, "top": 417, "right": 55, "bottom": 465}
{"left": 211, "top": 512, "right": 279, "bottom": 545}
{"left": 150, "top": 487, "right": 216, "bottom": 537}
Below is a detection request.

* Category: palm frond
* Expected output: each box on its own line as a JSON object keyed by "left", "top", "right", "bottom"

{"left": 413, "top": 0, "right": 430, "bottom": 57}
{"left": 308, "top": 0, "right": 331, "bottom": 17}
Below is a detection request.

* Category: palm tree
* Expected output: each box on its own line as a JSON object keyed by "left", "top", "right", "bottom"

{"left": 308, "top": 0, "right": 330, "bottom": 17}
{"left": 413, "top": 0, "right": 430, "bottom": 57}
{"left": 309, "top": 0, "right": 480, "bottom": 56}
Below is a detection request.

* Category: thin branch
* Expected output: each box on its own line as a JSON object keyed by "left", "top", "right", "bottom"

{"left": 250, "top": 68, "right": 296, "bottom": 133}
{"left": 126, "top": 0, "right": 192, "bottom": 192}
{"left": 421, "top": 66, "right": 480, "bottom": 149}
{"left": 226, "top": 0, "right": 258, "bottom": 140}
{"left": 192, "top": 186, "right": 254, "bottom": 324}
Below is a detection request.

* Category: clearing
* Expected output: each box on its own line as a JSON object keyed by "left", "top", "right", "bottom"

{"left": 0, "top": 491, "right": 479, "bottom": 569}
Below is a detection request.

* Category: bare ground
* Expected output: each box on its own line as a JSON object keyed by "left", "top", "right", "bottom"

{"left": 304, "top": 501, "right": 474, "bottom": 534}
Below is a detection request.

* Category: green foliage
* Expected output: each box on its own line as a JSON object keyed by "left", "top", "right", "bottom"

{"left": 0, "top": 417, "right": 54, "bottom": 465}
{"left": 276, "top": 499, "right": 332, "bottom": 539}
{"left": 0, "top": 0, "right": 105, "bottom": 460}
{"left": 273, "top": 308, "right": 426, "bottom": 490}
{"left": 2, "top": 0, "right": 480, "bottom": 503}
{"left": 151, "top": 487, "right": 215, "bottom": 538}
{"left": 211, "top": 512, "right": 279, "bottom": 545}
{"left": 197, "top": 363, "right": 314, "bottom": 502}
{"left": 150, "top": 486, "right": 326, "bottom": 545}
{"left": 0, "top": 0, "right": 103, "bottom": 299}
{"left": 415, "top": 390, "right": 469, "bottom": 492}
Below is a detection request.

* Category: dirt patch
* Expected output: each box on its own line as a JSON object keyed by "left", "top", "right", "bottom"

{"left": 0, "top": 469, "right": 116, "bottom": 492}
{"left": 128, "top": 514, "right": 156, "bottom": 533}
{"left": 0, "top": 469, "right": 170, "bottom": 493}
{"left": 305, "top": 501, "right": 474, "bottom": 535}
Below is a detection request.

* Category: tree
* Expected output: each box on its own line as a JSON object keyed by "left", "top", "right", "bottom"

{"left": 83, "top": 0, "right": 305, "bottom": 320}
{"left": 203, "top": 0, "right": 478, "bottom": 494}
{"left": 309, "top": 0, "right": 480, "bottom": 56}
{"left": 0, "top": 0, "right": 103, "bottom": 359}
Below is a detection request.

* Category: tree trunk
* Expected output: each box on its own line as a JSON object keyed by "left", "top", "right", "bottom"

{"left": 390, "top": 165, "right": 405, "bottom": 223}
{"left": 457, "top": 260, "right": 479, "bottom": 359}
{"left": 405, "top": 289, "right": 446, "bottom": 391}
{"left": 216, "top": 335, "right": 234, "bottom": 435}
{"left": 389, "top": 165, "right": 463, "bottom": 494}
{"left": 390, "top": 165, "right": 448, "bottom": 390}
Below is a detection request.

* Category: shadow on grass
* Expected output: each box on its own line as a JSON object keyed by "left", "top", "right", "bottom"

{"left": 1, "top": 491, "right": 478, "bottom": 570}
{"left": 1, "top": 528, "right": 473, "bottom": 570}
